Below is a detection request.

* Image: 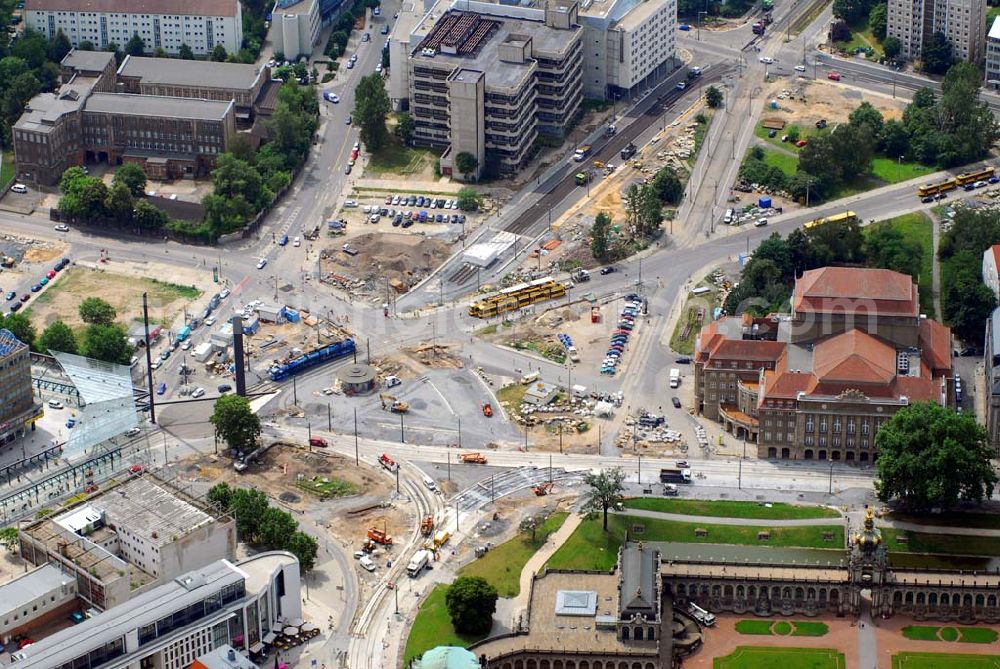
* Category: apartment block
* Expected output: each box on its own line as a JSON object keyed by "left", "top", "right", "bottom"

{"left": 24, "top": 0, "right": 243, "bottom": 56}
{"left": 694, "top": 267, "right": 954, "bottom": 462}
{"left": 0, "top": 329, "right": 42, "bottom": 446}
{"left": 268, "top": 0, "right": 322, "bottom": 59}
{"left": 19, "top": 477, "right": 236, "bottom": 611}
{"left": 406, "top": 2, "right": 582, "bottom": 178}
{"left": 15, "top": 554, "right": 301, "bottom": 669}
{"left": 886, "top": 0, "right": 985, "bottom": 63}
{"left": 988, "top": 17, "right": 1000, "bottom": 85}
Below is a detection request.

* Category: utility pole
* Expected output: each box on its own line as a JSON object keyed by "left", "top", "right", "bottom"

{"left": 395, "top": 467, "right": 400, "bottom": 494}
{"left": 549, "top": 454, "right": 553, "bottom": 483}
{"left": 458, "top": 417, "right": 462, "bottom": 448}
{"left": 142, "top": 293, "right": 156, "bottom": 424}
{"left": 447, "top": 450, "right": 451, "bottom": 482}
{"left": 327, "top": 403, "right": 332, "bottom": 431}
{"left": 354, "top": 408, "right": 359, "bottom": 466}
{"left": 399, "top": 413, "right": 405, "bottom": 443}
{"left": 638, "top": 454, "right": 642, "bottom": 485}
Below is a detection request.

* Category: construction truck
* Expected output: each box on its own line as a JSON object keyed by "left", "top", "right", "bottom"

{"left": 379, "top": 393, "right": 409, "bottom": 413}
{"left": 433, "top": 530, "right": 451, "bottom": 548}
{"left": 377, "top": 452, "right": 399, "bottom": 472}
{"left": 574, "top": 172, "right": 591, "bottom": 187}
{"left": 752, "top": 20, "right": 765, "bottom": 34}
{"left": 367, "top": 527, "right": 393, "bottom": 546}
{"left": 620, "top": 143, "right": 637, "bottom": 160}
{"left": 420, "top": 515, "right": 434, "bottom": 536}
{"left": 573, "top": 145, "right": 591, "bottom": 162}
{"left": 460, "top": 452, "right": 488, "bottom": 464}
{"left": 407, "top": 550, "right": 432, "bottom": 577}
{"left": 533, "top": 482, "right": 554, "bottom": 496}
{"left": 572, "top": 269, "right": 591, "bottom": 283}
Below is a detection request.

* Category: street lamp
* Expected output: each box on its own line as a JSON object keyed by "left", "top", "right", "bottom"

{"left": 697, "top": 11, "right": 708, "bottom": 41}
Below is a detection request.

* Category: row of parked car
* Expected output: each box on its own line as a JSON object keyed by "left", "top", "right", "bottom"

{"left": 4, "top": 257, "right": 71, "bottom": 315}
{"left": 601, "top": 294, "right": 644, "bottom": 375}
{"left": 361, "top": 205, "right": 468, "bottom": 227}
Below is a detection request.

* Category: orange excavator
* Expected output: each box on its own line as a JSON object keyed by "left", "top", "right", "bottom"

{"left": 367, "top": 527, "right": 393, "bottom": 546}
{"left": 533, "top": 482, "right": 554, "bottom": 496}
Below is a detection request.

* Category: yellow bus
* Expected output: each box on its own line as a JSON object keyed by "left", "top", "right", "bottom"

{"left": 956, "top": 166, "right": 995, "bottom": 185}
{"left": 803, "top": 210, "right": 859, "bottom": 230}
{"left": 469, "top": 277, "right": 567, "bottom": 319}
{"left": 916, "top": 178, "right": 958, "bottom": 197}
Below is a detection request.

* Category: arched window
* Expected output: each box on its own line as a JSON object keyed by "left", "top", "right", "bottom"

{"left": 917, "top": 592, "right": 925, "bottom": 605}
{"left": 647, "top": 628, "right": 655, "bottom": 641}
{"left": 988, "top": 594, "right": 997, "bottom": 608}
{"left": 635, "top": 627, "right": 644, "bottom": 641}
{"left": 737, "top": 585, "right": 746, "bottom": 598}
{"left": 964, "top": 594, "right": 973, "bottom": 607}
{"left": 768, "top": 447, "right": 777, "bottom": 458}
{"left": 929, "top": 593, "right": 938, "bottom": 606}
{"left": 771, "top": 586, "right": 781, "bottom": 600}
{"left": 782, "top": 587, "right": 792, "bottom": 600}
{"left": 795, "top": 587, "right": 804, "bottom": 600}
{"left": 976, "top": 594, "right": 985, "bottom": 607}
{"left": 712, "top": 585, "right": 721, "bottom": 597}
{"left": 893, "top": 591, "right": 902, "bottom": 604}
{"left": 941, "top": 593, "right": 950, "bottom": 606}
{"left": 807, "top": 588, "right": 816, "bottom": 600}
{"left": 621, "top": 627, "right": 630, "bottom": 641}
{"left": 830, "top": 589, "right": 839, "bottom": 602}
{"left": 804, "top": 449, "right": 814, "bottom": 459}
{"left": 905, "top": 592, "right": 913, "bottom": 604}
{"left": 724, "top": 585, "right": 733, "bottom": 598}
{"left": 819, "top": 589, "right": 827, "bottom": 602}
{"left": 748, "top": 586, "right": 757, "bottom": 599}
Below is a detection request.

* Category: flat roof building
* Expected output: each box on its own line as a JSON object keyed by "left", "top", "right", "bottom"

{"left": 24, "top": 0, "right": 243, "bottom": 56}
{"left": 0, "top": 329, "right": 42, "bottom": 445}
{"left": 0, "top": 564, "right": 78, "bottom": 641}
{"left": 268, "top": 0, "right": 322, "bottom": 59}
{"left": 19, "top": 476, "right": 236, "bottom": 611}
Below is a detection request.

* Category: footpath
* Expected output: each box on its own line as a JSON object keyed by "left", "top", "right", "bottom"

{"left": 509, "top": 513, "right": 583, "bottom": 624}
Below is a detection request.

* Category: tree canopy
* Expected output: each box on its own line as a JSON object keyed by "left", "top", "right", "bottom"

{"left": 353, "top": 74, "right": 391, "bottom": 152}
{"left": 0, "top": 313, "right": 36, "bottom": 349}
{"left": 38, "top": 320, "right": 78, "bottom": 354}
{"left": 938, "top": 207, "right": 1000, "bottom": 342}
{"left": 921, "top": 31, "right": 953, "bottom": 75}
{"left": 591, "top": 212, "right": 611, "bottom": 261}
{"left": 875, "top": 402, "right": 997, "bottom": 509}
{"left": 79, "top": 297, "right": 117, "bottom": 325}
{"left": 113, "top": 163, "right": 147, "bottom": 197}
{"left": 581, "top": 468, "right": 626, "bottom": 531}
{"left": 124, "top": 33, "right": 145, "bottom": 57}
{"left": 445, "top": 576, "right": 498, "bottom": 635}
{"left": 705, "top": 85, "right": 723, "bottom": 109}
{"left": 81, "top": 323, "right": 133, "bottom": 364}
{"left": 455, "top": 151, "right": 479, "bottom": 180}
{"left": 210, "top": 394, "right": 262, "bottom": 454}
{"left": 456, "top": 186, "right": 482, "bottom": 212}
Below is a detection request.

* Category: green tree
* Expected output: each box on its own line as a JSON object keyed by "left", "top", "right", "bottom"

{"left": 105, "top": 182, "right": 135, "bottom": 225}
{"left": 79, "top": 297, "right": 116, "bottom": 325}
{"left": 11, "top": 29, "right": 49, "bottom": 69}
{"left": 455, "top": 151, "right": 479, "bottom": 181}
{"left": 81, "top": 323, "right": 133, "bottom": 364}
{"left": 869, "top": 2, "right": 887, "bottom": 40}
{"left": 704, "top": 85, "right": 723, "bottom": 109}
{"left": 934, "top": 62, "right": 1000, "bottom": 167}
{"left": 77, "top": 40, "right": 95, "bottom": 51}
{"left": 880, "top": 119, "right": 909, "bottom": 158}
{"left": 229, "top": 487, "right": 270, "bottom": 542}
{"left": 519, "top": 516, "right": 539, "bottom": 542}
{"left": 124, "top": 33, "right": 145, "bottom": 57}
{"left": 832, "top": 0, "right": 866, "bottom": 23}
{"left": 258, "top": 506, "right": 299, "bottom": 548}
{"left": 445, "top": 576, "right": 498, "bottom": 635}
{"left": 286, "top": 531, "right": 319, "bottom": 571}
{"left": 132, "top": 200, "right": 168, "bottom": 230}
{"left": 394, "top": 112, "right": 414, "bottom": 143}
{"left": 942, "top": 253, "right": 997, "bottom": 342}
{"left": 456, "top": 186, "right": 482, "bottom": 212}
{"left": 0, "top": 313, "right": 37, "bottom": 349}
{"left": 848, "top": 101, "right": 884, "bottom": 137}
{"left": 211, "top": 44, "right": 228, "bottom": 62}
{"left": 650, "top": 166, "right": 683, "bottom": 205}
{"left": 210, "top": 394, "right": 262, "bottom": 454}
{"left": 591, "top": 211, "right": 611, "bottom": 260}
{"left": 864, "top": 223, "right": 922, "bottom": 279}
{"left": 353, "top": 73, "right": 391, "bottom": 151}
{"left": 0, "top": 527, "right": 17, "bottom": 552}
{"left": 47, "top": 29, "right": 72, "bottom": 63}
{"left": 207, "top": 482, "right": 234, "bottom": 511}
{"left": 875, "top": 402, "right": 997, "bottom": 509}
{"left": 921, "top": 31, "right": 953, "bottom": 74}
{"left": 581, "top": 467, "right": 625, "bottom": 531}
{"left": 113, "top": 163, "right": 147, "bottom": 197}
{"left": 883, "top": 36, "right": 901, "bottom": 60}
{"left": 178, "top": 43, "right": 195, "bottom": 60}
{"left": 78, "top": 178, "right": 110, "bottom": 221}
{"left": 38, "top": 319, "right": 78, "bottom": 354}
{"left": 636, "top": 184, "right": 663, "bottom": 236}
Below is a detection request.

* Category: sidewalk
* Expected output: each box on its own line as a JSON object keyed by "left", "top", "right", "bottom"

{"left": 613, "top": 508, "right": 845, "bottom": 527}
{"left": 509, "top": 513, "right": 583, "bottom": 623}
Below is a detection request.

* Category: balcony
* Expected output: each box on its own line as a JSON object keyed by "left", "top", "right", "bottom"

{"left": 719, "top": 405, "right": 759, "bottom": 442}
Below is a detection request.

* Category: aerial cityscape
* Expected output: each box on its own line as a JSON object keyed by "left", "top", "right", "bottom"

{"left": 3, "top": 0, "right": 1000, "bottom": 665}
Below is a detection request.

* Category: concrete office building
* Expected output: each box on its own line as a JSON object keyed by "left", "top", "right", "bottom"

{"left": 406, "top": 2, "right": 583, "bottom": 178}
{"left": 24, "top": 0, "right": 243, "bottom": 56}
{"left": 887, "top": 0, "right": 985, "bottom": 63}
{"left": 694, "top": 267, "right": 954, "bottom": 461}
{"left": 268, "top": 0, "right": 322, "bottom": 59}
{"left": 987, "top": 17, "right": 1000, "bottom": 86}
{"left": 14, "top": 554, "right": 301, "bottom": 669}
{"left": 0, "top": 329, "right": 42, "bottom": 446}
{"left": 14, "top": 49, "right": 239, "bottom": 186}
{"left": 0, "top": 564, "right": 77, "bottom": 642}
{"left": 19, "top": 477, "right": 236, "bottom": 611}
{"left": 984, "top": 307, "right": 1000, "bottom": 452}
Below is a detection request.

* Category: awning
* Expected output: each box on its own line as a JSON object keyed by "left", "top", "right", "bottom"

{"left": 263, "top": 631, "right": 277, "bottom": 644}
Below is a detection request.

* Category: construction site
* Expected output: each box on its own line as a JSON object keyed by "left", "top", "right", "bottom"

{"left": 318, "top": 233, "right": 451, "bottom": 302}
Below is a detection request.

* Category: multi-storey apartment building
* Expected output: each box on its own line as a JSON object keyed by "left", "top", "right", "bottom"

{"left": 24, "top": 0, "right": 243, "bottom": 56}
{"left": 14, "top": 49, "right": 245, "bottom": 185}
{"left": 14, "top": 554, "right": 301, "bottom": 669}
{"left": 886, "top": 0, "right": 985, "bottom": 63}
{"left": 694, "top": 267, "right": 953, "bottom": 461}
{"left": 405, "top": 2, "right": 583, "bottom": 178}
{"left": 268, "top": 0, "right": 322, "bottom": 59}
{"left": 985, "top": 307, "right": 1000, "bottom": 452}
{"left": 0, "top": 329, "right": 42, "bottom": 446}
{"left": 987, "top": 17, "right": 1000, "bottom": 86}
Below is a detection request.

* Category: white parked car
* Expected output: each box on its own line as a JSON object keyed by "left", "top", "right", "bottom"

{"left": 10, "top": 183, "right": 27, "bottom": 194}
{"left": 344, "top": 199, "right": 359, "bottom": 208}
{"left": 760, "top": 56, "right": 774, "bottom": 64}
{"left": 181, "top": 340, "right": 192, "bottom": 350}
{"left": 54, "top": 224, "right": 69, "bottom": 232}
{"left": 47, "top": 399, "right": 64, "bottom": 409}
{"left": 794, "top": 64, "right": 806, "bottom": 72}
{"left": 293, "top": 236, "right": 300, "bottom": 247}
{"left": 256, "top": 258, "right": 267, "bottom": 269}
{"left": 204, "top": 316, "right": 217, "bottom": 326}
{"left": 191, "top": 387, "right": 206, "bottom": 398}
{"left": 219, "top": 288, "right": 230, "bottom": 299}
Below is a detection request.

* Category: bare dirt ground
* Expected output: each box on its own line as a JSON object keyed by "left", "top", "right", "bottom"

{"left": 318, "top": 232, "right": 450, "bottom": 289}
{"left": 0, "top": 236, "right": 68, "bottom": 292}
{"left": 26, "top": 265, "right": 203, "bottom": 331}
{"left": 762, "top": 78, "right": 906, "bottom": 129}
{"left": 686, "top": 613, "right": 859, "bottom": 669}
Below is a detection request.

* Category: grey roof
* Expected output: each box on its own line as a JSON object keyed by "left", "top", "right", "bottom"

{"left": 619, "top": 543, "right": 657, "bottom": 615}
{"left": 0, "top": 564, "right": 74, "bottom": 616}
{"left": 14, "top": 83, "right": 92, "bottom": 133}
{"left": 191, "top": 645, "right": 259, "bottom": 669}
{"left": 85, "top": 92, "right": 234, "bottom": 120}
{"left": 61, "top": 49, "right": 115, "bottom": 72}
{"left": 86, "top": 477, "right": 214, "bottom": 548}
{"left": 653, "top": 542, "right": 848, "bottom": 568}
{"left": 118, "top": 55, "right": 265, "bottom": 91}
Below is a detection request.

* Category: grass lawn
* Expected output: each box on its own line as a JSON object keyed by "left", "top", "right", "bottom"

{"left": 688, "top": 115, "right": 713, "bottom": 168}
{"left": 0, "top": 151, "right": 13, "bottom": 187}
{"left": 868, "top": 212, "right": 934, "bottom": 317}
{"left": 669, "top": 288, "right": 717, "bottom": 355}
{"left": 458, "top": 512, "right": 567, "bottom": 597}
{"left": 793, "top": 622, "right": 830, "bottom": 636}
{"left": 547, "top": 516, "right": 844, "bottom": 572}
{"left": 621, "top": 498, "right": 840, "bottom": 520}
{"left": 735, "top": 620, "right": 775, "bottom": 635}
{"left": 403, "top": 585, "right": 488, "bottom": 665}
{"left": 735, "top": 620, "right": 829, "bottom": 637}
{"left": 902, "top": 626, "right": 998, "bottom": 643}
{"left": 887, "top": 510, "right": 1000, "bottom": 530}
{"left": 367, "top": 134, "right": 437, "bottom": 175}
{"left": 871, "top": 157, "right": 933, "bottom": 185}
{"left": 496, "top": 383, "right": 528, "bottom": 408}
{"left": 882, "top": 527, "right": 1000, "bottom": 556}
{"left": 961, "top": 628, "right": 1000, "bottom": 643}
{"left": 295, "top": 476, "right": 356, "bottom": 499}
{"left": 763, "top": 148, "right": 799, "bottom": 177}
{"left": 893, "top": 653, "right": 1000, "bottom": 669}
{"left": 903, "top": 626, "right": 944, "bottom": 641}
{"left": 839, "top": 18, "right": 884, "bottom": 59}
{"left": 715, "top": 646, "right": 846, "bottom": 669}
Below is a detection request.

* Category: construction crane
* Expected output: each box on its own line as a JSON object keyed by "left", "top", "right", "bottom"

{"left": 379, "top": 393, "right": 409, "bottom": 413}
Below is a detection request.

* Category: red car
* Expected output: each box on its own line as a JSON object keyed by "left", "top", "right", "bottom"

{"left": 129, "top": 464, "right": 144, "bottom": 474}
{"left": 84, "top": 483, "right": 98, "bottom": 493}
{"left": 827, "top": 71, "right": 841, "bottom": 81}
{"left": 46, "top": 270, "right": 57, "bottom": 279}
{"left": 795, "top": 140, "right": 807, "bottom": 148}
{"left": 352, "top": 148, "right": 360, "bottom": 161}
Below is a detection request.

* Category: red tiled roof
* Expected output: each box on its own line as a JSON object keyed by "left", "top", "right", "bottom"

{"left": 710, "top": 339, "right": 786, "bottom": 362}
{"left": 991, "top": 245, "right": 1000, "bottom": 274}
{"left": 918, "top": 318, "right": 953, "bottom": 375}
{"left": 760, "top": 369, "right": 816, "bottom": 401}
{"left": 792, "top": 267, "right": 919, "bottom": 317}
{"left": 813, "top": 330, "right": 896, "bottom": 384}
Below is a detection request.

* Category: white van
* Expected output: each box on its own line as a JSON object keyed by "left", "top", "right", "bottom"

{"left": 10, "top": 183, "right": 27, "bottom": 194}
{"left": 724, "top": 208, "right": 734, "bottom": 224}
{"left": 422, "top": 475, "right": 437, "bottom": 492}
{"left": 359, "top": 555, "right": 376, "bottom": 572}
